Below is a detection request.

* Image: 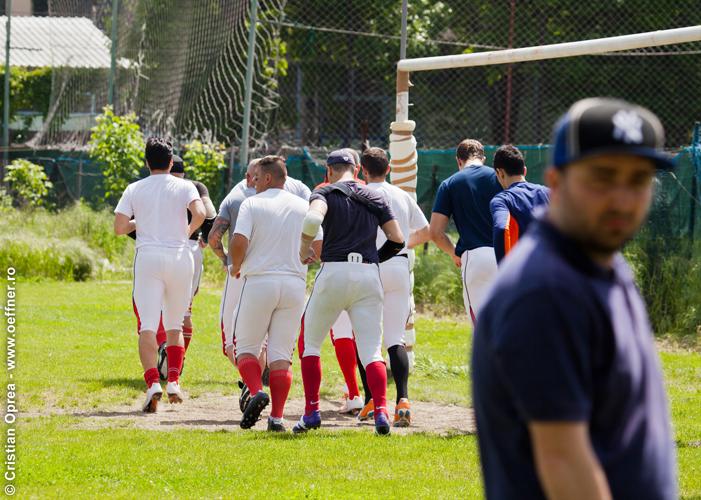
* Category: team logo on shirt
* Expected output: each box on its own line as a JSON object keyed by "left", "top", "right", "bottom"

{"left": 612, "top": 110, "right": 644, "bottom": 144}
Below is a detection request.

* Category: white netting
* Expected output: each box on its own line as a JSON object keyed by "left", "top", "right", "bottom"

{"left": 29, "top": 0, "right": 286, "bottom": 150}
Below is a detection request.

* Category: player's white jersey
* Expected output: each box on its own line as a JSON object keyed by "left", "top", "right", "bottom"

{"left": 115, "top": 174, "right": 199, "bottom": 249}
{"left": 284, "top": 176, "right": 312, "bottom": 201}
{"left": 234, "top": 188, "right": 321, "bottom": 279}
{"left": 366, "top": 181, "right": 428, "bottom": 253}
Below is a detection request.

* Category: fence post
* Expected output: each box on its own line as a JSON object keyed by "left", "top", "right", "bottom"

{"left": 108, "top": 0, "right": 119, "bottom": 108}
{"left": 2, "top": 0, "right": 12, "bottom": 176}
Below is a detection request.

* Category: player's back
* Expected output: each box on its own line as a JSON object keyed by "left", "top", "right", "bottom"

{"left": 237, "top": 188, "right": 310, "bottom": 279}
{"left": 367, "top": 181, "right": 426, "bottom": 252}
{"left": 498, "top": 181, "right": 550, "bottom": 236}
{"left": 313, "top": 181, "right": 393, "bottom": 264}
{"left": 119, "top": 174, "right": 197, "bottom": 249}
{"left": 434, "top": 165, "right": 502, "bottom": 253}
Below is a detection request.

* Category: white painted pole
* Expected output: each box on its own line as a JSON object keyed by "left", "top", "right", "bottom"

{"left": 398, "top": 25, "right": 701, "bottom": 73}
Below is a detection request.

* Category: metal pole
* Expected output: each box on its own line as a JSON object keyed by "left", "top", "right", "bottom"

{"left": 2, "top": 0, "right": 12, "bottom": 173}
{"left": 108, "top": 0, "right": 118, "bottom": 108}
{"left": 236, "top": 0, "right": 259, "bottom": 175}
{"left": 400, "top": 0, "right": 408, "bottom": 60}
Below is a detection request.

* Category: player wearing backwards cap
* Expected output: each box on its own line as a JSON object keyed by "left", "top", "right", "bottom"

{"left": 360, "top": 147, "right": 430, "bottom": 427}
{"left": 209, "top": 158, "right": 310, "bottom": 411}
{"left": 489, "top": 145, "right": 550, "bottom": 263}
{"left": 228, "top": 156, "right": 322, "bottom": 432}
{"left": 473, "top": 98, "right": 676, "bottom": 499}
{"left": 114, "top": 137, "right": 206, "bottom": 412}
{"left": 297, "top": 147, "right": 366, "bottom": 416}
{"left": 295, "top": 148, "right": 405, "bottom": 435}
{"left": 430, "top": 139, "right": 502, "bottom": 326}
{"left": 154, "top": 155, "right": 217, "bottom": 378}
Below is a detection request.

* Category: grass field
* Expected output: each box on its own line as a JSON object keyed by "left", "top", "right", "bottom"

{"left": 4, "top": 281, "right": 701, "bottom": 498}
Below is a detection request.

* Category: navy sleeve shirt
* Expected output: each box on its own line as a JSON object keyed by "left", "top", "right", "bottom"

{"left": 432, "top": 165, "right": 502, "bottom": 255}
{"left": 490, "top": 181, "right": 550, "bottom": 262}
{"left": 472, "top": 218, "right": 677, "bottom": 500}
{"left": 310, "top": 181, "right": 394, "bottom": 264}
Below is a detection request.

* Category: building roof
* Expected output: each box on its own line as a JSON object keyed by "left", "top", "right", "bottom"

{"left": 0, "top": 16, "right": 114, "bottom": 69}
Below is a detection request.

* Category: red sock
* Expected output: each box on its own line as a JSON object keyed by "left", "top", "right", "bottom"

{"left": 333, "top": 338, "right": 360, "bottom": 399}
{"left": 301, "top": 355, "right": 322, "bottom": 414}
{"left": 156, "top": 317, "right": 166, "bottom": 346}
{"left": 237, "top": 357, "right": 263, "bottom": 395}
{"left": 166, "top": 345, "right": 185, "bottom": 382}
{"left": 144, "top": 367, "right": 159, "bottom": 387}
{"left": 183, "top": 326, "right": 193, "bottom": 352}
{"left": 364, "top": 361, "right": 388, "bottom": 415}
{"left": 269, "top": 369, "right": 293, "bottom": 418}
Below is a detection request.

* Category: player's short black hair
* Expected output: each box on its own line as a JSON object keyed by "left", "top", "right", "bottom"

{"left": 145, "top": 137, "right": 173, "bottom": 170}
{"left": 361, "top": 147, "right": 390, "bottom": 178}
{"left": 493, "top": 144, "right": 525, "bottom": 176}
{"left": 456, "top": 139, "right": 485, "bottom": 162}
{"left": 257, "top": 155, "right": 287, "bottom": 181}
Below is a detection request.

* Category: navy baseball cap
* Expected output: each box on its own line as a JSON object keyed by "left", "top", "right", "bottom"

{"left": 327, "top": 149, "right": 355, "bottom": 166}
{"left": 170, "top": 155, "right": 185, "bottom": 174}
{"left": 552, "top": 98, "right": 674, "bottom": 171}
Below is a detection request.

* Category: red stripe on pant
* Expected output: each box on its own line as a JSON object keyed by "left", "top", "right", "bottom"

{"left": 132, "top": 298, "right": 142, "bottom": 334}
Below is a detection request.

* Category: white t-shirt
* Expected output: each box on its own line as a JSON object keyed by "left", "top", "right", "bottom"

{"left": 234, "top": 188, "right": 321, "bottom": 279}
{"left": 366, "top": 181, "right": 428, "bottom": 253}
{"left": 284, "top": 176, "right": 311, "bottom": 201}
{"left": 115, "top": 174, "right": 200, "bottom": 249}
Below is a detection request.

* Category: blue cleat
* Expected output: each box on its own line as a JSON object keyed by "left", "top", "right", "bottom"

{"left": 374, "top": 410, "right": 391, "bottom": 436}
{"left": 292, "top": 411, "right": 321, "bottom": 434}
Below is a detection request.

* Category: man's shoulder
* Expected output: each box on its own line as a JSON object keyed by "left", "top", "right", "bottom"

{"left": 492, "top": 230, "right": 584, "bottom": 300}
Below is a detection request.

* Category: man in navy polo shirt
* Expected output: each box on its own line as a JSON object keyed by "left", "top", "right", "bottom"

{"left": 430, "top": 139, "right": 502, "bottom": 325}
{"left": 472, "top": 98, "right": 677, "bottom": 499}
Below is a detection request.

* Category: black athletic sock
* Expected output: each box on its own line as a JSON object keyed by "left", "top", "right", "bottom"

{"left": 388, "top": 344, "right": 410, "bottom": 403}
{"left": 356, "top": 351, "right": 372, "bottom": 405}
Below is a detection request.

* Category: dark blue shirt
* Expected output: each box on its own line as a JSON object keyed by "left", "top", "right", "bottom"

{"left": 432, "top": 165, "right": 502, "bottom": 255}
{"left": 310, "top": 181, "right": 394, "bottom": 264}
{"left": 472, "top": 218, "right": 676, "bottom": 500}
{"left": 490, "top": 181, "right": 550, "bottom": 262}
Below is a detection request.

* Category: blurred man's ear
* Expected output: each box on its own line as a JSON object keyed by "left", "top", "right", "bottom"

{"left": 544, "top": 166, "right": 560, "bottom": 190}
{"left": 524, "top": 165, "right": 528, "bottom": 178}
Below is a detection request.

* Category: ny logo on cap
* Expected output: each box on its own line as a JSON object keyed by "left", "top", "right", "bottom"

{"left": 612, "top": 110, "right": 644, "bottom": 144}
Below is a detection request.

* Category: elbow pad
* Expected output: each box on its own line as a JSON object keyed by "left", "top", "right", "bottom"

{"left": 378, "top": 239, "right": 405, "bottom": 263}
{"left": 302, "top": 209, "right": 324, "bottom": 238}
{"left": 200, "top": 217, "right": 215, "bottom": 243}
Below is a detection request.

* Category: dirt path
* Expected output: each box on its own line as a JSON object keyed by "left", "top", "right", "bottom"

{"left": 61, "top": 393, "right": 475, "bottom": 435}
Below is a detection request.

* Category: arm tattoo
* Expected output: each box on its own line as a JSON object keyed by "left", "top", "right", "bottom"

{"left": 208, "top": 218, "right": 230, "bottom": 260}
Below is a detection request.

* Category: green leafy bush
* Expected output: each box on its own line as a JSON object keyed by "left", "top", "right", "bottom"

{"left": 0, "top": 236, "right": 98, "bottom": 281}
{"left": 182, "top": 139, "right": 227, "bottom": 203}
{"left": 88, "top": 106, "right": 144, "bottom": 205}
{"left": 413, "top": 246, "right": 464, "bottom": 315}
{"left": 3, "top": 159, "right": 53, "bottom": 208}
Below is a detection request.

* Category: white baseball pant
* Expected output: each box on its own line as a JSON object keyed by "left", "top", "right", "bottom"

{"left": 232, "top": 274, "right": 306, "bottom": 363}
{"left": 302, "top": 262, "right": 384, "bottom": 367}
{"left": 330, "top": 310, "right": 353, "bottom": 341}
{"left": 185, "top": 242, "right": 203, "bottom": 317}
{"left": 461, "top": 246, "right": 498, "bottom": 327}
{"left": 220, "top": 272, "right": 244, "bottom": 354}
{"left": 133, "top": 246, "right": 194, "bottom": 332}
{"left": 379, "top": 256, "right": 411, "bottom": 349}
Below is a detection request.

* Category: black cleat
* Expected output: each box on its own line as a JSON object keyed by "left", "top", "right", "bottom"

{"left": 238, "top": 380, "right": 251, "bottom": 413}
{"left": 267, "top": 416, "right": 286, "bottom": 432}
{"left": 240, "top": 391, "right": 270, "bottom": 429}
